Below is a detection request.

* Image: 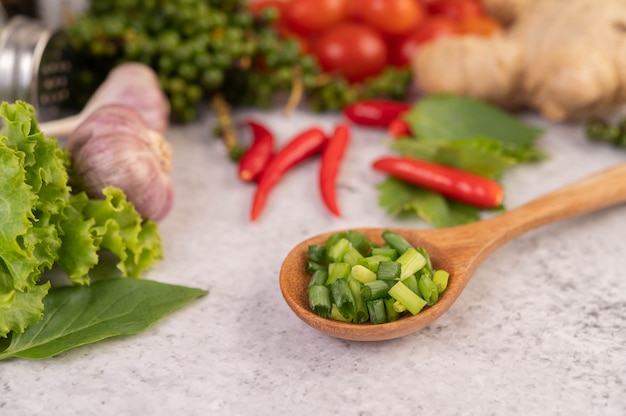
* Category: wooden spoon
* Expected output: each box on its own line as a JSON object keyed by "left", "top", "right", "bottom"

{"left": 279, "top": 163, "right": 626, "bottom": 341}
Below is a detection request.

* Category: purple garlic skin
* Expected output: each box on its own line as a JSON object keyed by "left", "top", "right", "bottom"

{"left": 67, "top": 104, "right": 174, "bottom": 221}
{"left": 83, "top": 62, "right": 171, "bottom": 134}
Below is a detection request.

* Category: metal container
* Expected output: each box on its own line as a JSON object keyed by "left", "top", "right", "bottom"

{"left": 0, "top": 16, "right": 74, "bottom": 121}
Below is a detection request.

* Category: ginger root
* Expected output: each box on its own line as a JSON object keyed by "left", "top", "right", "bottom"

{"left": 412, "top": 0, "right": 626, "bottom": 121}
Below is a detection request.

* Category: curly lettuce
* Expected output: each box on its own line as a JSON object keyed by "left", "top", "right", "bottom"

{"left": 0, "top": 101, "right": 162, "bottom": 338}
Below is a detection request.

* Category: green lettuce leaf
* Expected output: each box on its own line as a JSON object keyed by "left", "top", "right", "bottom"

{"left": 0, "top": 278, "right": 207, "bottom": 360}
{"left": 0, "top": 101, "right": 165, "bottom": 338}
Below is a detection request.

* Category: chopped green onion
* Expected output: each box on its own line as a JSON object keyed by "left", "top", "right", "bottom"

{"left": 305, "top": 260, "right": 325, "bottom": 274}
{"left": 366, "top": 299, "right": 387, "bottom": 324}
{"left": 392, "top": 300, "right": 406, "bottom": 313}
{"left": 388, "top": 282, "right": 427, "bottom": 315}
{"left": 326, "top": 262, "right": 351, "bottom": 285}
{"left": 397, "top": 248, "right": 426, "bottom": 280}
{"left": 327, "top": 237, "right": 352, "bottom": 263}
{"left": 308, "top": 269, "right": 328, "bottom": 288}
{"left": 371, "top": 247, "right": 398, "bottom": 260}
{"left": 351, "top": 264, "right": 377, "bottom": 284}
{"left": 324, "top": 232, "right": 346, "bottom": 250}
{"left": 401, "top": 274, "right": 419, "bottom": 295}
{"left": 308, "top": 285, "right": 331, "bottom": 318}
{"left": 418, "top": 274, "right": 439, "bottom": 306}
{"left": 417, "top": 246, "right": 433, "bottom": 274}
{"left": 360, "top": 279, "right": 391, "bottom": 300}
{"left": 304, "top": 229, "right": 449, "bottom": 324}
{"left": 307, "top": 244, "right": 326, "bottom": 264}
{"left": 384, "top": 298, "right": 400, "bottom": 322}
{"left": 382, "top": 230, "right": 413, "bottom": 254}
{"left": 343, "top": 246, "right": 364, "bottom": 266}
{"left": 357, "top": 255, "right": 392, "bottom": 272}
{"left": 330, "top": 304, "right": 352, "bottom": 322}
{"left": 332, "top": 278, "right": 356, "bottom": 319}
{"left": 432, "top": 269, "right": 449, "bottom": 294}
{"left": 348, "top": 277, "right": 369, "bottom": 324}
{"left": 345, "top": 230, "right": 375, "bottom": 255}
{"left": 376, "top": 261, "right": 401, "bottom": 281}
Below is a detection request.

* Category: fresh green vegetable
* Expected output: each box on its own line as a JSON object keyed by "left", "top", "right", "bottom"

{"left": 0, "top": 101, "right": 204, "bottom": 358}
{"left": 305, "top": 230, "right": 449, "bottom": 325}
{"left": 0, "top": 278, "right": 206, "bottom": 360}
{"left": 378, "top": 94, "right": 546, "bottom": 228}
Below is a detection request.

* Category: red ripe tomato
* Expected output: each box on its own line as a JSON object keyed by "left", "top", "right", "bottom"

{"left": 360, "top": 0, "right": 426, "bottom": 36}
{"left": 426, "top": 0, "right": 484, "bottom": 21}
{"left": 314, "top": 22, "right": 388, "bottom": 83}
{"left": 389, "top": 17, "right": 460, "bottom": 67}
{"left": 284, "top": 0, "right": 350, "bottom": 37}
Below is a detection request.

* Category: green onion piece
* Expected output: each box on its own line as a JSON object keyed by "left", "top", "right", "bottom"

{"left": 326, "top": 262, "right": 351, "bottom": 285}
{"left": 327, "top": 237, "right": 352, "bottom": 263}
{"left": 389, "top": 282, "right": 427, "bottom": 315}
{"left": 307, "top": 244, "right": 326, "bottom": 264}
{"left": 357, "top": 255, "right": 392, "bottom": 272}
{"left": 417, "top": 246, "right": 433, "bottom": 274}
{"left": 397, "top": 247, "right": 426, "bottom": 280}
{"left": 418, "top": 274, "right": 439, "bottom": 306}
{"left": 366, "top": 299, "right": 387, "bottom": 324}
{"left": 332, "top": 278, "right": 356, "bottom": 319}
{"left": 382, "top": 230, "right": 413, "bottom": 254}
{"left": 401, "top": 274, "right": 419, "bottom": 295}
{"left": 343, "top": 247, "right": 364, "bottom": 266}
{"left": 360, "top": 279, "right": 391, "bottom": 300}
{"left": 305, "top": 260, "right": 325, "bottom": 274}
{"left": 308, "top": 269, "right": 328, "bottom": 288}
{"left": 348, "top": 277, "right": 369, "bottom": 324}
{"left": 308, "top": 285, "right": 331, "bottom": 318}
{"left": 324, "top": 232, "right": 346, "bottom": 250}
{"left": 376, "top": 261, "right": 401, "bottom": 281}
{"left": 330, "top": 304, "right": 352, "bottom": 322}
{"left": 351, "top": 264, "right": 377, "bottom": 284}
{"left": 393, "top": 300, "right": 406, "bottom": 313}
{"left": 384, "top": 298, "right": 400, "bottom": 322}
{"left": 345, "top": 230, "right": 375, "bottom": 255}
{"left": 371, "top": 247, "right": 398, "bottom": 260}
{"left": 432, "top": 269, "right": 450, "bottom": 294}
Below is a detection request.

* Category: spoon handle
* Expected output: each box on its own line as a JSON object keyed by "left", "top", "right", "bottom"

{"left": 478, "top": 162, "right": 626, "bottom": 252}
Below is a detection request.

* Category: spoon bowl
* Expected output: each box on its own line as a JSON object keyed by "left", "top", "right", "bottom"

{"left": 280, "top": 163, "right": 626, "bottom": 341}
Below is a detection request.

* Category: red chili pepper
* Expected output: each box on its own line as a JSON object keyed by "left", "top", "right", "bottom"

{"left": 319, "top": 123, "right": 351, "bottom": 217}
{"left": 372, "top": 156, "right": 503, "bottom": 208}
{"left": 238, "top": 120, "right": 275, "bottom": 182}
{"left": 343, "top": 100, "right": 411, "bottom": 128}
{"left": 388, "top": 117, "right": 412, "bottom": 139}
{"left": 250, "top": 126, "right": 328, "bottom": 221}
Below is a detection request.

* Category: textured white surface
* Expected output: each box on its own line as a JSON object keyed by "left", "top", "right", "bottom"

{"left": 2, "top": 108, "right": 626, "bottom": 415}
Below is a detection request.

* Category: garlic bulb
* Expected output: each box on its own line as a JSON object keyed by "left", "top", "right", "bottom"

{"left": 82, "top": 62, "right": 171, "bottom": 134}
{"left": 67, "top": 104, "right": 174, "bottom": 221}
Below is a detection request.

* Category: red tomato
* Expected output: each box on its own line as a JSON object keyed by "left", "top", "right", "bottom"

{"left": 426, "top": 0, "right": 483, "bottom": 21}
{"left": 389, "top": 17, "right": 460, "bottom": 67}
{"left": 360, "top": 0, "right": 425, "bottom": 36}
{"left": 314, "top": 22, "right": 388, "bottom": 83}
{"left": 284, "top": 0, "right": 350, "bottom": 37}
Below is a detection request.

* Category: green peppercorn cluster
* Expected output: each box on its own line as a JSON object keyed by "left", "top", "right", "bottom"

{"left": 585, "top": 118, "right": 626, "bottom": 147}
{"left": 66, "top": 0, "right": 411, "bottom": 121}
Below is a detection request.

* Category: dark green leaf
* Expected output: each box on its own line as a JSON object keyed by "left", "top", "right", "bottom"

{"left": 405, "top": 94, "right": 543, "bottom": 149}
{"left": 0, "top": 278, "right": 207, "bottom": 360}
{"left": 377, "top": 178, "right": 480, "bottom": 228}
